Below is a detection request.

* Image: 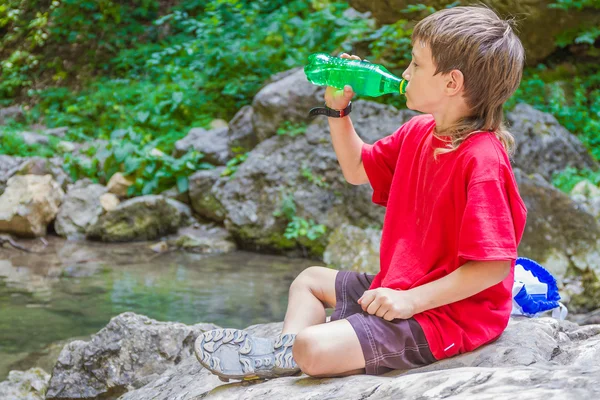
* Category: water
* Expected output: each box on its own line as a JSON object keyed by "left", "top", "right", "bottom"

{"left": 0, "top": 237, "right": 322, "bottom": 379}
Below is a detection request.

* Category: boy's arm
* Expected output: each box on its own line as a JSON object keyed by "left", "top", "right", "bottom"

{"left": 408, "top": 260, "right": 511, "bottom": 314}
{"left": 358, "top": 260, "right": 511, "bottom": 320}
{"left": 328, "top": 115, "right": 369, "bottom": 185}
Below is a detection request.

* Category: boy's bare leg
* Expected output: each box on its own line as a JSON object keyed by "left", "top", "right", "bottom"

{"left": 281, "top": 266, "right": 339, "bottom": 334}
{"left": 293, "top": 319, "right": 366, "bottom": 377}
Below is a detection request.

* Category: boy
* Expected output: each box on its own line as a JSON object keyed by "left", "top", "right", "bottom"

{"left": 195, "top": 5, "right": 527, "bottom": 381}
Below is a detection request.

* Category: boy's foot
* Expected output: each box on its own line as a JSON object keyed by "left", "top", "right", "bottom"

{"left": 194, "top": 329, "right": 300, "bottom": 381}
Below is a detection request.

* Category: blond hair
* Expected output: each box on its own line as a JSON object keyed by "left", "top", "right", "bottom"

{"left": 412, "top": 5, "right": 525, "bottom": 157}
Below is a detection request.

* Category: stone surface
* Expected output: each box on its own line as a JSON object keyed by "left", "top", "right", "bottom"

{"left": 0, "top": 175, "right": 64, "bottom": 237}
{"left": 173, "top": 127, "right": 230, "bottom": 165}
{"left": 167, "top": 224, "right": 237, "bottom": 255}
{"left": 0, "top": 368, "right": 49, "bottom": 400}
{"left": 347, "top": 0, "right": 600, "bottom": 64}
{"left": 86, "top": 195, "right": 191, "bottom": 242}
{"left": 0, "top": 155, "right": 71, "bottom": 194}
{"left": 54, "top": 179, "right": 108, "bottom": 240}
{"left": 324, "top": 223, "right": 381, "bottom": 274}
{"left": 0, "top": 105, "right": 24, "bottom": 124}
{"left": 508, "top": 104, "right": 598, "bottom": 181}
{"left": 251, "top": 68, "right": 325, "bottom": 142}
{"left": 206, "top": 101, "right": 416, "bottom": 256}
{"left": 189, "top": 167, "right": 228, "bottom": 223}
{"left": 42, "top": 314, "right": 600, "bottom": 399}
{"left": 45, "top": 313, "right": 218, "bottom": 400}
{"left": 227, "top": 105, "right": 257, "bottom": 152}
{"left": 99, "top": 192, "right": 120, "bottom": 212}
{"left": 106, "top": 172, "right": 133, "bottom": 198}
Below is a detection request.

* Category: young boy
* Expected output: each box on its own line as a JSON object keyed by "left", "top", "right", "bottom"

{"left": 195, "top": 5, "right": 527, "bottom": 381}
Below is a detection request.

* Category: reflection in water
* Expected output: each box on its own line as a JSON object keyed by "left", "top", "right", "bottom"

{"left": 0, "top": 238, "right": 324, "bottom": 379}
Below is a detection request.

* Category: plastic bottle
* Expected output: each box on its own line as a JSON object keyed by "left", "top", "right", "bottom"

{"left": 304, "top": 52, "right": 407, "bottom": 97}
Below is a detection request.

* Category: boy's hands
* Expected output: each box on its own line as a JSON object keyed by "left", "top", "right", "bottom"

{"left": 358, "top": 287, "right": 416, "bottom": 321}
{"left": 324, "top": 53, "right": 361, "bottom": 110}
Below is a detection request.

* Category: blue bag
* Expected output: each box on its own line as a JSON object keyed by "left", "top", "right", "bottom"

{"left": 511, "top": 257, "right": 568, "bottom": 319}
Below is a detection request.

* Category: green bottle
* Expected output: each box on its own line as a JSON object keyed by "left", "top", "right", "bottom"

{"left": 304, "top": 52, "right": 407, "bottom": 97}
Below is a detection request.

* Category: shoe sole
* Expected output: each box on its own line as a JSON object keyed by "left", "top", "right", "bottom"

{"left": 194, "top": 328, "right": 299, "bottom": 381}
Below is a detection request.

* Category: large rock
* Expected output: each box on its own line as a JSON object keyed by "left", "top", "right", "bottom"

{"left": 55, "top": 179, "right": 109, "bottom": 240}
{"left": 348, "top": 0, "right": 600, "bottom": 64}
{"left": 166, "top": 224, "right": 237, "bottom": 255}
{"left": 45, "top": 313, "right": 218, "bottom": 400}
{"left": 0, "top": 368, "right": 49, "bottom": 400}
{"left": 173, "top": 127, "right": 230, "bottom": 165}
{"left": 515, "top": 170, "right": 600, "bottom": 279}
{"left": 44, "top": 315, "right": 600, "bottom": 399}
{"left": 251, "top": 68, "right": 326, "bottom": 142}
{"left": 0, "top": 175, "right": 64, "bottom": 237}
{"left": 324, "top": 223, "right": 381, "bottom": 274}
{"left": 188, "top": 167, "right": 228, "bottom": 223}
{"left": 227, "top": 105, "right": 258, "bottom": 152}
{"left": 86, "top": 195, "right": 192, "bottom": 242}
{"left": 0, "top": 155, "right": 71, "bottom": 195}
{"left": 508, "top": 104, "right": 598, "bottom": 181}
{"left": 200, "top": 101, "right": 416, "bottom": 256}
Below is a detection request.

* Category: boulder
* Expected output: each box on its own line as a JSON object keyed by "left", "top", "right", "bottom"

{"left": 251, "top": 68, "right": 326, "bottom": 142}
{"left": 508, "top": 104, "right": 598, "bottom": 181}
{"left": 227, "top": 105, "right": 258, "bottom": 152}
{"left": 167, "top": 224, "right": 237, "bottom": 254}
{"left": 106, "top": 172, "right": 133, "bottom": 198}
{"left": 201, "top": 101, "right": 416, "bottom": 256}
{"left": 0, "top": 368, "right": 49, "bottom": 400}
{"left": 324, "top": 224, "right": 381, "bottom": 274}
{"left": 86, "top": 195, "right": 192, "bottom": 242}
{"left": 173, "top": 127, "right": 230, "bottom": 165}
{"left": 188, "top": 167, "right": 228, "bottom": 223}
{"left": 44, "top": 314, "right": 600, "bottom": 399}
{"left": 0, "top": 175, "right": 64, "bottom": 237}
{"left": 54, "top": 180, "right": 109, "bottom": 240}
{"left": 0, "top": 155, "right": 71, "bottom": 194}
{"left": 515, "top": 170, "right": 600, "bottom": 279}
{"left": 45, "top": 313, "right": 218, "bottom": 400}
{"left": 347, "top": 0, "right": 600, "bottom": 64}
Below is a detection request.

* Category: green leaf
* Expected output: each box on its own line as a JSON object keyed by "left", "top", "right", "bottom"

{"left": 176, "top": 175, "right": 189, "bottom": 193}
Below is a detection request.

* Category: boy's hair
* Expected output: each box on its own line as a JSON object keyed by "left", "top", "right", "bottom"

{"left": 412, "top": 5, "right": 525, "bottom": 157}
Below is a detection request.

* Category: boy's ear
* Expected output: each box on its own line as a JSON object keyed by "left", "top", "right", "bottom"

{"left": 445, "top": 69, "right": 464, "bottom": 96}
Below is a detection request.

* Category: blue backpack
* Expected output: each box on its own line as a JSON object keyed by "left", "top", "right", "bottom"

{"left": 511, "top": 257, "right": 567, "bottom": 319}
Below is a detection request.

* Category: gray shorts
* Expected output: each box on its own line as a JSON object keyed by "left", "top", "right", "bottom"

{"left": 330, "top": 270, "right": 437, "bottom": 375}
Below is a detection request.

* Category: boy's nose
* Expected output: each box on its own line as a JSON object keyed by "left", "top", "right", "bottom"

{"left": 402, "top": 68, "right": 410, "bottom": 81}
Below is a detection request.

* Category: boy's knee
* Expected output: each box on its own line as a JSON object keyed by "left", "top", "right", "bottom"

{"left": 289, "top": 266, "right": 321, "bottom": 292}
{"left": 292, "top": 328, "right": 325, "bottom": 376}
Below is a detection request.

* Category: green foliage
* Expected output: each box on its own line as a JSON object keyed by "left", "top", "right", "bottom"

{"left": 276, "top": 121, "right": 307, "bottom": 137}
{"left": 301, "top": 162, "right": 330, "bottom": 188}
{"left": 550, "top": 1, "right": 600, "bottom": 54}
{"left": 552, "top": 167, "right": 600, "bottom": 193}
{"left": 221, "top": 150, "right": 249, "bottom": 178}
{"left": 273, "top": 191, "right": 327, "bottom": 241}
{"left": 0, "top": 122, "right": 57, "bottom": 157}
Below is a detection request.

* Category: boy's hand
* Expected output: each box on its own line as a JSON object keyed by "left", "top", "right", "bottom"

{"left": 358, "top": 288, "right": 416, "bottom": 321}
{"left": 323, "top": 53, "right": 361, "bottom": 110}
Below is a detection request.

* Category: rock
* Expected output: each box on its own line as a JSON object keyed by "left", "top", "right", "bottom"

{"left": 571, "top": 180, "right": 600, "bottom": 220}
{"left": 56, "top": 141, "right": 76, "bottom": 153}
{"left": 0, "top": 156, "right": 71, "bottom": 194}
{"left": 227, "top": 105, "right": 258, "bottom": 152}
{"left": 0, "top": 175, "right": 64, "bottom": 237}
{"left": 43, "top": 127, "right": 69, "bottom": 138}
{"left": 0, "top": 105, "right": 24, "bottom": 124}
{"left": 324, "top": 224, "right": 381, "bottom": 274}
{"left": 203, "top": 101, "right": 416, "bottom": 256}
{"left": 173, "top": 127, "right": 230, "bottom": 165}
{"left": 161, "top": 185, "right": 191, "bottom": 205}
{"left": 54, "top": 180, "right": 108, "bottom": 240}
{"left": 0, "top": 368, "right": 49, "bottom": 400}
{"left": 209, "top": 119, "right": 228, "bottom": 130}
{"left": 149, "top": 241, "right": 169, "bottom": 253}
{"left": 515, "top": 170, "right": 600, "bottom": 279}
{"left": 188, "top": 167, "right": 228, "bottom": 223}
{"left": 20, "top": 131, "right": 50, "bottom": 146}
{"left": 571, "top": 180, "right": 600, "bottom": 199}
{"left": 167, "top": 225, "right": 237, "bottom": 255}
{"left": 251, "top": 68, "right": 325, "bottom": 142}
{"left": 45, "top": 312, "right": 218, "bottom": 400}
{"left": 86, "top": 195, "right": 191, "bottom": 242}
{"left": 347, "top": 0, "right": 600, "bottom": 64}
{"left": 106, "top": 172, "right": 133, "bottom": 198}
{"left": 99, "top": 192, "right": 119, "bottom": 212}
{"left": 508, "top": 104, "right": 598, "bottom": 181}
{"left": 51, "top": 315, "right": 600, "bottom": 399}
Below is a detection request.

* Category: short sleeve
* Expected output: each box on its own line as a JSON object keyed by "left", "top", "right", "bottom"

{"left": 457, "top": 179, "right": 520, "bottom": 263}
{"left": 361, "top": 126, "right": 405, "bottom": 206}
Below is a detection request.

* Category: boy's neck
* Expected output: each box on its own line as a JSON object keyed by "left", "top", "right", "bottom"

{"left": 431, "top": 101, "right": 471, "bottom": 135}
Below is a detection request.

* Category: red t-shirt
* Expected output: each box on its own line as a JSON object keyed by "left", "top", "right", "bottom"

{"left": 361, "top": 114, "right": 527, "bottom": 360}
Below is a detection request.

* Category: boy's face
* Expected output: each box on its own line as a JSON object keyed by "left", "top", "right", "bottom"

{"left": 401, "top": 42, "right": 450, "bottom": 114}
